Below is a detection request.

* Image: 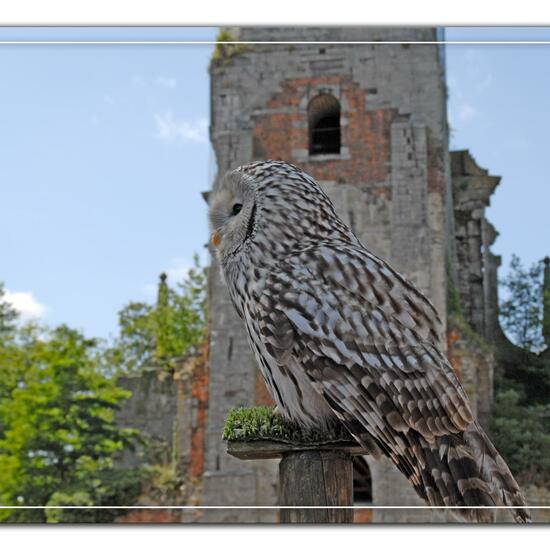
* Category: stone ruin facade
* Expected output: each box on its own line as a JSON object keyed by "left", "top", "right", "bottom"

{"left": 202, "top": 26, "right": 500, "bottom": 523}
{"left": 115, "top": 348, "right": 209, "bottom": 523}
{"left": 114, "top": 27, "right": 549, "bottom": 523}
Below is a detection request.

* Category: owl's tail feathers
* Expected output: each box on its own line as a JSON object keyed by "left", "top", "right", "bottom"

{"left": 414, "top": 422, "right": 531, "bottom": 523}
{"left": 464, "top": 422, "right": 530, "bottom": 523}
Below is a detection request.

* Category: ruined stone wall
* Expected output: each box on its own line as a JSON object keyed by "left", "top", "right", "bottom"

{"left": 206, "top": 26, "right": 452, "bottom": 523}
{"left": 446, "top": 313, "right": 494, "bottom": 430}
{"left": 451, "top": 150, "right": 501, "bottom": 342}
{"left": 115, "top": 349, "right": 209, "bottom": 523}
{"left": 114, "top": 28, "right": 509, "bottom": 525}
{"left": 445, "top": 150, "right": 502, "bottom": 433}
{"left": 115, "top": 370, "right": 178, "bottom": 469}
{"left": 110, "top": 28, "right": 530, "bottom": 522}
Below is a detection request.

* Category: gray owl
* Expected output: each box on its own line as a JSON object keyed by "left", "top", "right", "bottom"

{"left": 208, "top": 160, "right": 529, "bottom": 523}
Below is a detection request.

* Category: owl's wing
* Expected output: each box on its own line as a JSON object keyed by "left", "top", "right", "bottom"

{"left": 256, "top": 243, "right": 474, "bottom": 446}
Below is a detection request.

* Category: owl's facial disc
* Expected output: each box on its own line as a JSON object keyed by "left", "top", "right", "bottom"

{"left": 208, "top": 171, "right": 256, "bottom": 259}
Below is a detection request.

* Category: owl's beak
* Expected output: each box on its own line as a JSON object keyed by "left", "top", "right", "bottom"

{"left": 211, "top": 230, "right": 222, "bottom": 248}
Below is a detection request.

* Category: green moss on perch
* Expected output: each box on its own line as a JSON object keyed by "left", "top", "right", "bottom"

{"left": 222, "top": 406, "right": 353, "bottom": 444}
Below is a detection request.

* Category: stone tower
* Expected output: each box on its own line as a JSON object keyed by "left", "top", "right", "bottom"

{"left": 203, "top": 27, "right": 497, "bottom": 522}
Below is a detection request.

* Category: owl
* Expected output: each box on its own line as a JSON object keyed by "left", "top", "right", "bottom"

{"left": 208, "top": 160, "right": 530, "bottom": 523}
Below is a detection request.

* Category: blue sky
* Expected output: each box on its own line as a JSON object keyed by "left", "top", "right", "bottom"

{"left": 0, "top": 27, "right": 548, "bottom": 339}
{"left": 445, "top": 27, "right": 550, "bottom": 281}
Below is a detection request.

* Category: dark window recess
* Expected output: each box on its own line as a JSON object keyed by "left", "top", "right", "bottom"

{"left": 353, "top": 457, "right": 373, "bottom": 502}
{"left": 308, "top": 93, "right": 341, "bottom": 155}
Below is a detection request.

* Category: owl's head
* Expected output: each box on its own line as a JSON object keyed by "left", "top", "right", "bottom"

{"left": 208, "top": 168, "right": 257, "bottom": 261}
{"left": 208, "top": 160, "right": 356, "bottom": 263}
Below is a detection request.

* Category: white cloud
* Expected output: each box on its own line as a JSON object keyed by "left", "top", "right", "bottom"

{"left": 140, "top": 283, "right": 158, "bottom": 300}
{"left": 140, "top": 258, "right": 196, "bottom": 300}
{"left": 155, "top": 76, "right": 177, "bottom": 89}
{"left": 132, "top": 75, "right": 177, "bottom": 89}
{"left": 166, "top": 258, "right": 193, "bottom": 282}
{"left": 154, "top": 112, "right": 208, "bottom": 144}
{"left": 131, "top": 74, "right": 145, "bottom": 87}
{"left": 477, "top": 72, "right": 493, "bottom": 93}
{"left": 4, "top": 290, "right": 47, "bottom": 321}
{"left": 458, "top": 103, "right": 477, "bottom": 121}
{"left": 447, "top": 75, "right": 457, "bottom": 88}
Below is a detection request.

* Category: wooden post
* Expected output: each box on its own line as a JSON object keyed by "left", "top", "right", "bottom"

{"left": 279, "top": 449, "right": 353, "bottom": 523}
{"left": 227, "top": 438, "right": 367, "bottom": 524}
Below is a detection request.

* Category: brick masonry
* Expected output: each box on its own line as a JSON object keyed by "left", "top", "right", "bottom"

{"left": 114, "top": 26, "right": 548, "bottom": 524}
{"left": 115, "top": 347, "right": 209, "bottom": 523}
{"left": 205, "top": 26, "right": 455, "bottom": 523}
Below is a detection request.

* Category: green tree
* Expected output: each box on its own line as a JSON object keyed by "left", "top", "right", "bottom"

{"left": 493, "top": 255, "right": 550, "bottom": 487}
{"left": 0, "top": 287, "right": 23, "bottom": 441}
{"left": 491, "top": 389, "right": 550, "bottom": 486}
{"left": 497, "top": 255, "right": 550, "bottom": 404}
{"left": 0, "top": 283, "right": 18, "bottom": 341}
{"left": 499, "top": 254, "right": 545, "bottom": 352}
{"left": 114, "top": 254, "right": 207, "bottom": 374}
{"left": 0, "top": 323, "right": 147, "bottom": 523}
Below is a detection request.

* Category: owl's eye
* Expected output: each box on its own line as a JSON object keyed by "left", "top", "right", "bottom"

{"left": 232, "top": 203, "right": 243, "bottom": 216}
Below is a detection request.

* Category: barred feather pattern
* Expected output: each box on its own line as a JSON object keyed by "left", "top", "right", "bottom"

{"left": 209, "top": 160, "right": 530, "bottom": 523}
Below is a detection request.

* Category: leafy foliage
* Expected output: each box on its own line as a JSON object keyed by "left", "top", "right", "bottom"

{"left": 0, "top": 322, "right": 148, "bottom": 523}
{"left": 496, "top": 255, "right": 550, "bottom": 405}
{"left": 499, "top": 255, "right": 546, "bottom": 352}
{"left": 44, "top": 468, "right": 148, "bottom": 523}
{"left": 493, "top": 255, "right": 550, "bottom": 486}
{"left": 211, "top": 29, "right": 248, "bottom": 66}
{"left": 491, "top": 390, "right": 550, "bottom": 486}
{"left": 112, "top": 255, "right": 207, "bottom": 374}
{"left": 495, "top": 341, "right": 550, "bottom": 406}
{"left": 0, "top": 255, "right": 208, "bottom": 522}
{"left": 0, "top": 283, "right": 18, "bottom": 341}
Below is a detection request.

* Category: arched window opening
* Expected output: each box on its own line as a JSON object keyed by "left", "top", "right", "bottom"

{"left": 353, "top": 457, "right": 373, "bottom": 503}
{"left": 308, "top": 94, "right": 341, "bottom": 155}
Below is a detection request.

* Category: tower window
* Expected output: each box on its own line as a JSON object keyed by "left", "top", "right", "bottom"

{"left": 353, "top": 457, "right": 372, "bottom": 503}
{"left": 308, "top": 93, "right": 341, "bottom": 155}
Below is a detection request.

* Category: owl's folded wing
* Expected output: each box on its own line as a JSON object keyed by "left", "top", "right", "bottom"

{"left": 256, "top": 264, "right": 475, "bottom": 446}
